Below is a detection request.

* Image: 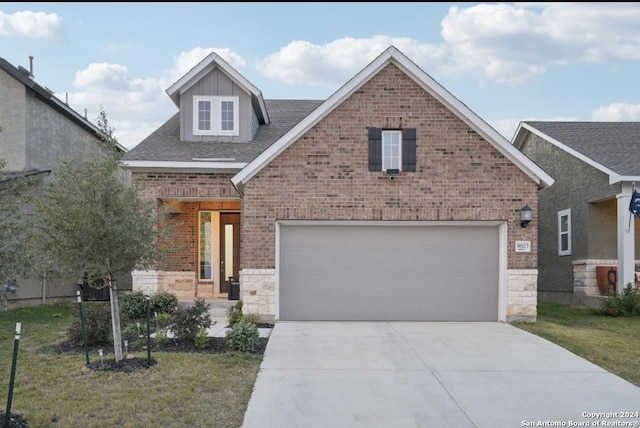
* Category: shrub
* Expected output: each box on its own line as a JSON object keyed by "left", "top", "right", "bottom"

{"left": 226, "top": 319, "right": 259, "bottom": 353}
{"left": 151, "top": 291, "right": 178, "bottom": 315}
{"left": 599, "top": 283, "right": 640, "bottom": 317}
{"left": 68, "top": 302, "right": 112, "bottom": 346}
{"left": 119, "top": 290, "right": 148, "bottom": 320}
{"left": 154, "top": 312, "right": 173, "bottom": 329}
{"left": 227, "top": 299, "right": 244, "bottom": 326}
{"left": 171, "top": 298, "right": 213, "bottom": 343}
{"left": 242, "top": 312, "right": 261, "bottom": 325}
{"left": 154, "top": 329, "right": 168, "bottom": 348}
{"left": 194, "top": 328, "right": 208, "bottom": 351}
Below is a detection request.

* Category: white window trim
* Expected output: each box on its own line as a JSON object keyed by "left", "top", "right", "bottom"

{"left": 193, "top": 96, "right": 239, "bottom": 136}
{"left": 558, "top": 208, "right": 571, "bottom": 256}
{"left": 382, "top": 130, "right": 402, "bottom": 171}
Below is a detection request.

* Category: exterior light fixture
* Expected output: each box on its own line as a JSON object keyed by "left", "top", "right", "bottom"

{"left": 385, "top": 168, "right": 400, "bottom": 179}
{"left": 520, "top": 205, "right": 533, "bottom": 228}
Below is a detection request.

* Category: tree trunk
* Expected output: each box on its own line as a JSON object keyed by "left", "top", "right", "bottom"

{"left": 109, "top": 278, "right": 123, "bottom": 362}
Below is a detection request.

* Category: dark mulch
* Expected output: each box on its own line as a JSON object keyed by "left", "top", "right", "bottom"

{"left": 0, "top": 411, "right": 28, "bottom": 428}
{"left": 52, "top": 330, "right": 270, "bottom": 373}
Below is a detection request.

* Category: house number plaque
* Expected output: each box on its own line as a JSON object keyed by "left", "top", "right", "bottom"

{"left": 515, "top": 241, "right": 531, "bottom": 252}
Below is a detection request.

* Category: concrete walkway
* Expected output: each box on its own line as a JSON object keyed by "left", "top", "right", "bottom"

{"left": 242, "top": 321, "right": 640, "bottom": 428}
{"left": 175, "top": 300, "right": 271, "bottom": 338}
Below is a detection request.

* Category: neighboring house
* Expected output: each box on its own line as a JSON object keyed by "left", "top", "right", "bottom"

{"left": 0, "top": 55, "right": 130, "bottom": 308}
{"left": 513, "top": 121, "right": 640, "bottom": 306}
{"left": 123, "top": 46, "right": 554, "bottom": 322}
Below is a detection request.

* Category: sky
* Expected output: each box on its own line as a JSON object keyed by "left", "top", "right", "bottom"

{"left": 2, "top": 2, "right": 640, "bottom": 151}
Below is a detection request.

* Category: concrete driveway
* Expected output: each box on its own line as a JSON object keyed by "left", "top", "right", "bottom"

{"left": 242, "top": 322, "right": 640, "bottom": 428}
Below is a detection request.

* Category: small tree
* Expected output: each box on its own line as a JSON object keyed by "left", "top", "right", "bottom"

{"left": 29, "top": 109, "right": 170, "bottom": 361}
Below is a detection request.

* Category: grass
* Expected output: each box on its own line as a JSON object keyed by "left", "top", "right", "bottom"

{"left": 0, "top": 303, "right": 262, "bottom": 428}
{"left": 3, "top": 300, "right": 640, "bottom": 426}
{"left": 512, "top": 301, "right": 640, "bottom": 387}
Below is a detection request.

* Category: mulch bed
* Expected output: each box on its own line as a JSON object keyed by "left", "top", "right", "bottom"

{"left": 0, "top": 411, "right": 28, "bottom": 428}
{"left": 53, "top": 326, "right": 271, "bottom": 373}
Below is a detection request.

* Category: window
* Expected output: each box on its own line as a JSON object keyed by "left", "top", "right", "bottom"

{"left": 199, "top": 211, "right": 212, "bottom": 280}
{"left": 368, "top": 127, "right": 416, "bottom": 172}
{"left": 382, "top": 131, "right": 401, "bottom": 171}
{"left": 558, "top": 209, "right": 571, "bottom": 256}
{"left": 193, "top": 96, "right": 239, "bottom": 136}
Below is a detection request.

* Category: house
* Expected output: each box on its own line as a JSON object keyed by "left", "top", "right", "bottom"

{"left": 0, "top": 55, "right": 130, "bottom": 308}
{"left": 123, "top": 46, "right": 554, "bottom": 322}
{"left": 513, "top": 121, "right": 640, "bottom": 306}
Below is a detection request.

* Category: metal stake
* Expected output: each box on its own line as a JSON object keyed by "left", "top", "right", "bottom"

{"left": 4, "top": 322, "right": 21, "bottom": 428}
{"left": 146, "top": 295, "right": 151, "bottom": 365}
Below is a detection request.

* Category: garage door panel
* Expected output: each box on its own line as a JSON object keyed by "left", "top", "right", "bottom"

{"left": 279, "top": 224, "right": 499, "bottom": 321}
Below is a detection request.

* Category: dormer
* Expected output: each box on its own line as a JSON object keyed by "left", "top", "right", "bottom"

{"left": 165, "top": 52, "right": 269, "bottom": 143}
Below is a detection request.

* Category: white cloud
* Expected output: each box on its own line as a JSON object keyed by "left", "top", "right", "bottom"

{"left": 168, "top": 47, "right": 247, "bottom": 83}
{"left": 73, "top": 63, "right": 131, "bottom": 91}
{"left": 0, "top": 10, "right": 65, "bottom": 39}
{"left": 256, "top": 3, "right": 640, "bottom": 90}
{"left": 65, "top": 47, "right": 248, "bottom": 150}
{"left": 440, "top": 3, "right": 640, "bottom": 85}
{"left": 257, "top": 36, "right": 446, "bottom": 88}
{"left": 592, "top": 103, "right": 640, "bottom": 121}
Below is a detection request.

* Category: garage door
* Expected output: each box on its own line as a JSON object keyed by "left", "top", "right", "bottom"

{"left": 279, "top": 223, "right": 500, "bottom": 321}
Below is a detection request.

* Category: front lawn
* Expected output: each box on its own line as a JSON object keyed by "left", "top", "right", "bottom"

{"left": 512, "top": 301, "right": 640, "bottom": 387}
{"left": 0, "top": 303, "right": 262, "bottom": 428}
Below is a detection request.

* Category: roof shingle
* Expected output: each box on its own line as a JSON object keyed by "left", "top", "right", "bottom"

{"left": 123, "top": 99, "right": 323, "bottom": 163}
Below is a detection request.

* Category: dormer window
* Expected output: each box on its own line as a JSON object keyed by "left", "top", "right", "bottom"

{"left": 193, "top": 96, "right": 239, "bottom": 136}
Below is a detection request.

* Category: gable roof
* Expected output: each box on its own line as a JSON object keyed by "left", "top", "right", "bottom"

{"left": 513, "top": 121, "right": 640, "bottom": 184}
{"left": 122, "top": 99, "right": 322, "bottom": 171}
{"left": 231, "top": 45, "right": 554, "bottom": 194}
{"left": 0, "top": 56, "right": 127, "bottom": 153}
{"left": 166, "top": 51, "right": 269, "bottom": 125}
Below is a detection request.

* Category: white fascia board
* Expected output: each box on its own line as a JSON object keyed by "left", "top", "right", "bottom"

{"left": 122, "top": 160, "right": 247, "bottom": 171}
{"left": 233, "top": 45, "right": 554, "bottom": 190}
{"left": 518, "top": 122, "right": 618, "bottom": 185}
{"left": 611, "top": 176, "right": 640, "bottom": 185}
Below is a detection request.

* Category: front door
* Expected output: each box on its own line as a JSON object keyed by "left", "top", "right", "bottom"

{"left": 220, "top": 213, "right": 240, "bottom": 293}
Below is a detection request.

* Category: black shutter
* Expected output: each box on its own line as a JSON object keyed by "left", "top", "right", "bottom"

{"left": 368, "top": 127, "right": 382, "bottom": 171}
{"left": 402, "top": 128, "right": 416, "bottom": 172}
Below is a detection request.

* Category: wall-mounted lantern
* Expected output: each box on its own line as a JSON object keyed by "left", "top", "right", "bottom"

{"left": 520, "top": 205, "right": 533, "bottom": 228}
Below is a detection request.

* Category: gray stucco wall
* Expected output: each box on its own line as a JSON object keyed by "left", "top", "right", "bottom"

{"left": 519, "top": 133, "right": 619, "bottom": 292}
{"left": 0, "top": 69, "right": 27, "bottom": 170}
{"left": 25, "top": 91, "right": 103, "bottom": 171}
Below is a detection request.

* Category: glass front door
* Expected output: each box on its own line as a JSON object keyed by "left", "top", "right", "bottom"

{"left": 219, "top": 213, "right": 240, "bottom": 293}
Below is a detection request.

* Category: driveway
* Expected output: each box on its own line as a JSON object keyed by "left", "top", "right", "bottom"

{"left": 242, "top": 322, "right": 640, "bottom": 428}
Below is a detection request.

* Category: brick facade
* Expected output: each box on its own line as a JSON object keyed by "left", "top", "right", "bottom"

{"left": 131, "top": 172, "right": 241, "bottom": 299}
{"left": 241, "top": 64, "right": 538, "bottom": 270}
{"left": 130, "top": 62, "right": 540, "bottom": 321}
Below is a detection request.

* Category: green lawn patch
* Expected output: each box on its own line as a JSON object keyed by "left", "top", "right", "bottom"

{"left": 1, "top": 303, "right": 262, "bottom": 428}
{"left": 512, "top": 301, "right": 640, "bottom": 387}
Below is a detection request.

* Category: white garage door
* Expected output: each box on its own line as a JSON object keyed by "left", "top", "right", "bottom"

{"left": 279, "top": 223, "right": 500, "bottom": 321}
